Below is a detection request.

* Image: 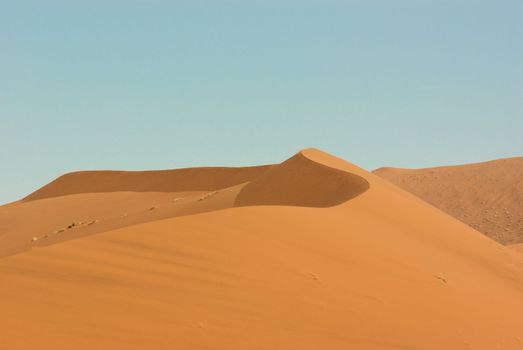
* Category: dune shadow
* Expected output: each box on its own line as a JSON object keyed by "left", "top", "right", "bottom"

{"left": 234, "top": 152, "right": 370, "bottom": 208}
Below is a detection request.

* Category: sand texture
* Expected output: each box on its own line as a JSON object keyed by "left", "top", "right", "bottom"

{"left": 374, "top": 157, "right": 523, "bottom": 244}
{"left": 1, "top": 149, "right": 523, "bottom": 349}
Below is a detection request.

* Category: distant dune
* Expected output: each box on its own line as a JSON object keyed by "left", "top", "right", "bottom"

{"left": 22, "top": 165, "right": 270, "bottom": 202}
{"left": 374, "top": 157, "right": 523, "bottom": 245}
{"left": 1, "top": 149, "right": 523, "bottom": 349}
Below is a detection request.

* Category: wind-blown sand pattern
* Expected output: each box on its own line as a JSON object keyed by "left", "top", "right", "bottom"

{"left": 1, "top": 149, "right": 523, "bottom": 349}
{"left": 374, "top": 157, "right": 523, "bottom": 245}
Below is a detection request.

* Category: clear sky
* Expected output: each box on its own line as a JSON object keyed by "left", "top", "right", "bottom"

{"left": 1, "top": 0, "right": 522, "bottom": 204}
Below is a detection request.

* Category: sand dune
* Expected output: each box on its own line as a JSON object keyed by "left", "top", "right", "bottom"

{"left": 374, "top": 157, "right": 523, "bottom": 244}
{"left": 1, "top": 149, "right": 370, "bottom": 257}
{"left": 1, "top": 149, "right": 523, "bottom": 349}
{"left": 0, "top": 188, "right": 241, "bottom": 258}
{"left": 510, "top": 243, "right": 523, "bottom": 254}
{"left": 2, "top": 165, "right": 270, "bottom": 257}
{"left": 22, "top": 165, "right": 270, "bottom": 202}
{"left": 235, "top": 150, "right": 369, "bottom": 207}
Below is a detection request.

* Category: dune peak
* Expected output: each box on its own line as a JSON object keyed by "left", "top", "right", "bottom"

{"left": 234, "top": 149, "right": 370, "bottom": 207}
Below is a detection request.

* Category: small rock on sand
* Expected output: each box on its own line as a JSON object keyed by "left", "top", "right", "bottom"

{"left": 198, "top": 191, "right": 219, "bottom": 201}
{"left": 436, "top": 273, "right": 447, "bottom": 284}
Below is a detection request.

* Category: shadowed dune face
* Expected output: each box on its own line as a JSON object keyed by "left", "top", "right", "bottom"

{"left": 374, "top": 157, "right": 523, "bottom": 244}
{"left": 235, "top": 151, "right": 370, "bottom": 207}
{"left": 22, "top": 166, "right": 271, "bottom": 202}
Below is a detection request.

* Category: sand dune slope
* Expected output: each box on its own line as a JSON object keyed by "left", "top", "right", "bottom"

{"left": 22, "top": 165, "right": 270, "bottom": 202}
{"left": 1, "top": 149, "right": 523, "bottom": 349}
{"left": 2, "top": 164, "right": 275, "bottom": 257}
{"left": 0, "top": 186, "right": 242, "bottom": 258}
{"left": 0, "top": 149, "right": 370, "bottom": 257}
{"left": 510, "top": 243, "right": 523, "bottom": 254}
{"left": 235, "top": 151, "right": 369, "bottom": 207}
{"left": 374, "top": 157, "right": 523, "bottom": 244}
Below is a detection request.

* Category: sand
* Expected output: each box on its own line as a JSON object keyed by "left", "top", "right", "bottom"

{"left": 374, "top": 157, "right": 523, "bottom": 244}
{"left": 0, "top": 189, "right": 241, "bottom": 257}
{"left": 510, "top": 243, "right": 523, "bottom": 254}
{"left": 235, "top": 151, "right": 369, "bottom": 207}
{"left": 1, "top": 149, "right": 523, "bottom": 349}
{"left": 22, "top": 165, "right": 270, "bottom": 202}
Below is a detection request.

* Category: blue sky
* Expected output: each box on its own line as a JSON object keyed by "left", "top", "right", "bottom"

{"left": 1, "top": 0, "right": 522, "bottom": 204}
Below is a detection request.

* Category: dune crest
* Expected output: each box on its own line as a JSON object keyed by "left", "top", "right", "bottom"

{"left": 1, "top": 150, "right": 372, "bottom": 257}
{"left": 235, "top": 149, "right": 370, "bottom": 207}
{"left": 22, "top": 165, "right": 270, "bottom": 202}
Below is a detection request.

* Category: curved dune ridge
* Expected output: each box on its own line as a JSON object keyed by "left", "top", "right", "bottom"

{"left": 22, "top": 165, "right": 271, "bottom": 202}
{"left": 1, "top": 149, "right": 523, "bottom": 349}
{"left": 1, "top": 149, "right": 368, "bottom": 257}
{"left": 374, "top": 157, "right": 523, "bottom": 244}
{"left": 235, "top": 149, "right": 370, "bottom": 207}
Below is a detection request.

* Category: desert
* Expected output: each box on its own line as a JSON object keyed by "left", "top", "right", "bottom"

{"left": 1, "top": 149, "right": 523, "bottom": 349}
{"left": 3, "top": 1, "right": 522, "bottom": 348}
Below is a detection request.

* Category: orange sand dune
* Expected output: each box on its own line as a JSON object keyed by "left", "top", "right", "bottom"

{"left": 1, "top": 149, "right": 523, "bottom": 349}
{"left": 2, "top": 164, "right": 271, "bottom": 257}
{"left": 374, "top": 157, "right": 523, "bottom": 244}
{"left": 235, "top": 151, "right": 369, "bottom": 207}
{"left": 510, "top": 243, "right": 523, "bottom": 254}
{"left": 1, "top": 151, "right": 369, "bottom": 257}
{"left": 22, "top": 165, "right": 270, "bottom": 202}
{"left": 0, "top": 187, "right": 241, "bottom": 258}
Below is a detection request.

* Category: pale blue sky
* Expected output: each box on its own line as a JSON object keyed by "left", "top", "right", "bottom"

{"left": 1, "top": 0, "right": 522, "bottom": 204}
